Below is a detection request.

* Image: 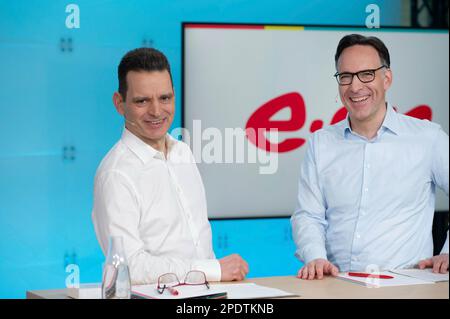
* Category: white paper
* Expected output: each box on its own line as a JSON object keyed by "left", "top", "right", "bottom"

{"left": 211, "top": 283, "right": 297, "bottom": 299}
{"left": 390, "top": 268, "right": 449, "bottom": 283}
{"left": 132, "top": 284, "right": 226, "bottom": 299}
{"left": 131, "top": 283, "right": 296, "bottom": 299}
{"left": 336, "top": 272, "right": 434, "bottom": 288}
{"left": 67, "top": 283, "right": 101, "bottom": 299}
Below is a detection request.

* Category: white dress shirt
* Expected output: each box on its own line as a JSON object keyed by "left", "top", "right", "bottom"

{"left": 92, "top": 128, "right": 221, "bottom": 284}
{"left": 292, "top": 103, "right": 449, "bottom": 271}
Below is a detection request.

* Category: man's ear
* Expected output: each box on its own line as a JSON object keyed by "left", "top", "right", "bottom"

{"left": 113, "top": 92, "right": 125, "bottom": 115}
{"left": 384, "top": 68, "right": 393, "bottom": 91}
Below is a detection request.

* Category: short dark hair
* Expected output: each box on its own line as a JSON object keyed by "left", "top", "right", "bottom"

{"left": 118, "top": 47, "right": 173, "bottom": 99}
{"left": 334, "top": 34, "right": 390, "bottom": 69}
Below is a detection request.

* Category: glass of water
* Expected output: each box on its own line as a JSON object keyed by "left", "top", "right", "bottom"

{"left": 102, "top": 236, "right": 131, "bottom": 299}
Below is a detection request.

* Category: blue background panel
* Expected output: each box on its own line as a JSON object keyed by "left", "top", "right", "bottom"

{"left": 0, "top": 0, "right": 402, "bottom": 298}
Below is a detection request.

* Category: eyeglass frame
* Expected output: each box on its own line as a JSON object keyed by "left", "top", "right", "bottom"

{"left": 157, "top": 270, "right": 210, "bottom": 294}
{"left": 333, "top": 65, "right": 388, "bottom": 86}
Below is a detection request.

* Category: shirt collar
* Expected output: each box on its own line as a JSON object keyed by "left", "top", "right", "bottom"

{"left": 341, "top": 102, "right": 401, "bottom": 138}
{"left": 120, "top": 127, "right": 177, "bottom": 164}
{"left": 382, "top": 102, "right": 401, "bottom": 135}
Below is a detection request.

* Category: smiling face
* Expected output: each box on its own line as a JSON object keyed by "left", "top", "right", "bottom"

{"left": 337, "top": 45, "right": 392, "bottom": 128}
{"left": 113, "top": 70, "right": 175, "bottom": 151}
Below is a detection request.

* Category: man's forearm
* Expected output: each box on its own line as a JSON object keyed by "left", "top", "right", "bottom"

{"left": 291, "top": 212, "right": 327, "bottom": 264}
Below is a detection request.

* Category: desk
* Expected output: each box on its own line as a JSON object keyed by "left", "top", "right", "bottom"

{"left": 26, "top": 275, "right": 448, "bottom": 299}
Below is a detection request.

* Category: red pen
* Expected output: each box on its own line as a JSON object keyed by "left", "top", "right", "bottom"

{"left": 348, "top": 272, "right": 394, "bottom": 279}
{"left": 167, "top": 287, "right": 179, "bottom": 296}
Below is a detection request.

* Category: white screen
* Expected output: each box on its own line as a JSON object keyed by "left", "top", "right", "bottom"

{"left": 183, "top": 25, "right": 449, "bottom": 218}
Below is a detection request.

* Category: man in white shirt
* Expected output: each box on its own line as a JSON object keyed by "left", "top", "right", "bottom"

{"left": 92, "top": 48, "right": 249, "bottom": 284}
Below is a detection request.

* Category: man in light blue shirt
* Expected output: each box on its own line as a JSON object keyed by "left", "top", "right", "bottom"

{"left": 291, "top": 34, "right": 449, "bottom": 280}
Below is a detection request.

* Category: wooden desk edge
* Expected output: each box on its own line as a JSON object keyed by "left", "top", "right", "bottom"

{"left": 25, "top": 275, "right": 449, "bottom": 299}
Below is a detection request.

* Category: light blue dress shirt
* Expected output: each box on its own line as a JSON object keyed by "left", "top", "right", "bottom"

{"left": 291, "top": 103, "right": 449, "bottom": 271}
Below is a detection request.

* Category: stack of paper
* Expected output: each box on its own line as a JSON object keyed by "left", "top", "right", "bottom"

{"left": 337, "top": 268, "right": 448, "bottom": 288}
{"left": 131, "top": 283, "right": 296, "bottom": 299}
{"left": 67, "top": 283, "right": 102, "bottom": 299}
{"left": 211, "top": 283, "right": 297, "bottom": 299}
{"left": 337, "top": 271, "right": 433, "bottom": 287}
{"left": 390, "top": 268, "right": 449, "bottom": 283}
{"left": 132, "top": 284, "right": 227, "bottom": 299}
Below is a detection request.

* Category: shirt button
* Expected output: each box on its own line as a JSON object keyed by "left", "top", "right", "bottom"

{"left": 352, "top": 257, "right": 358, "bottom": 262}
{"left": 356, "top": 234, "right": 361, "bottom": 239}
{"left": 366, "top": 164, "right": 371, "bottom": 169}
{"left": 364, "top": 188, "right": 369, "bottom": 192}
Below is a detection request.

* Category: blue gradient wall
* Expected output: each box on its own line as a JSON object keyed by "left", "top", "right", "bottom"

{"left": 0, "top": 0, "right": 402, "bottom": 298}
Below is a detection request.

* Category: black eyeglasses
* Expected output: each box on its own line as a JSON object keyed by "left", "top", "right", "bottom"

{"left": 157, "top": 270, "right": 210, "bottom": 295}
{"left": 334, "top": 65, "right": 388, "bottom": 85}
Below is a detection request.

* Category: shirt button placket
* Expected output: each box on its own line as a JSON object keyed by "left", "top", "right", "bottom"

{"left": 352, "top": 144, "right": 370, "bottom": 266}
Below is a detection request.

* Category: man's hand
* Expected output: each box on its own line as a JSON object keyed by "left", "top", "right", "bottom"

{"left": 297, "top": 258, "right": 339, "bottom": 280}
{"left": 418, "top": 254, "right": 449, "bottom": 273}
{"left": 219, "top": 254, "right": 249, "bottom": 281}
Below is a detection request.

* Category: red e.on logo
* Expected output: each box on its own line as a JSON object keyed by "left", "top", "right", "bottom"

{"left": 245, "top": 92, "right": 306, "bottom": 153}
{"left": 246, "top": 92, "right": 432, "bottom": 153}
